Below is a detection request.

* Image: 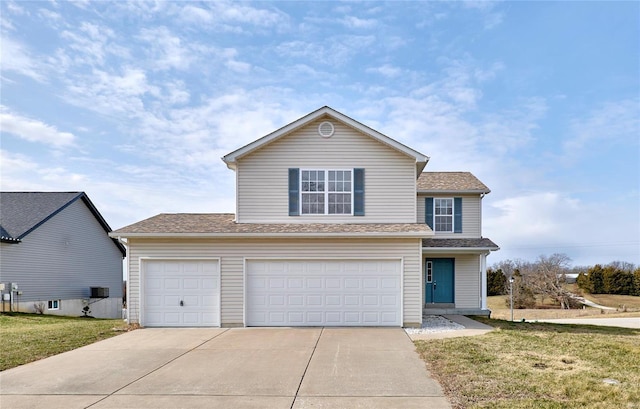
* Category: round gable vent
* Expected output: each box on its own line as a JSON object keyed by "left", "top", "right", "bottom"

{"left": 318, "top": 121, "right": 335, "bottom": 138}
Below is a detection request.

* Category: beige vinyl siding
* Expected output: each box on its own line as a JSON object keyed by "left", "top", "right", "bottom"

{"left": 236, "top": 119, "right": 417, "bottom": 223}
{"left": 417, "top": 194, "right": 482, "bottom": 238}
{"left": 127, "top": 238, "right": 422, "bottom": 326}
{"left": 454, "top": 255, "right": 481, "bottom": 308}
{"left": 420, "top": 254, "right": 481, "bottom": 309}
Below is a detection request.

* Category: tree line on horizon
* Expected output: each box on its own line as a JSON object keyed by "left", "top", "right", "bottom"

{"left": 487, "top": 254, "right": 640, "bottom": 309}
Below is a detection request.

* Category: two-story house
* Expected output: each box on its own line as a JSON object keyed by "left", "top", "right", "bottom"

{"left": 111, "top": 107, "right": 498, "bottom": 327}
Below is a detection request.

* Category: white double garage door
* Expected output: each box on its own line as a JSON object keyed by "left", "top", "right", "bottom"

{"left": 143, "top": 259, "right": 401, "bottom": 327}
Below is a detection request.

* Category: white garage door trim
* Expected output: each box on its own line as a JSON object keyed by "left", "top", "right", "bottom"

{"left": 140, "top": 257, "right": 221, "bottom": 327}
{"left": 243, "top": 257, "right": 404, "bottom": 326}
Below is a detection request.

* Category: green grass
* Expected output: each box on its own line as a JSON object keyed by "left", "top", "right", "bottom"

{"left": 0, "top": 313, "right": 130, "bottom": 371}
{"left": 415, "top": 318, "right": 640, "bottom": 409}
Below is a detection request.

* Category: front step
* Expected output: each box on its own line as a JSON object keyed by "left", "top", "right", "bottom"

{"left": 423, "top": 308, "right": 491, "bottom": 317}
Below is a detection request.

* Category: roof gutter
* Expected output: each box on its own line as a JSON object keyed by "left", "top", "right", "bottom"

{"left": 109, "top": 231, "right": 434, "bottom": 239}
{"left": 417, "top": 189, "right": 491, "bottom": 195}
{"left": 422, "top": 246, "right": 500, "bottom": 253}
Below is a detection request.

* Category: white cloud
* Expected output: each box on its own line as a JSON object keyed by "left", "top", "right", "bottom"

{"left": 179, "top": 1, "right": 289, "bottom": 31}
{"left": 0, "top": 37, "right": 46, "bottom": 82}
{"left": 5, "top": 1, "right": 27, "bottom": 15}
{"left": 137, "top": 26, "right": 195, "bottom": 71}
{"left": 59, "top": 22, "right": 126, "bottom": 67}
{"left": 37, "top": 8, "right": 62, "bottom": 23}
{"left": 275, "top": 35, "right": 376, "bottom": 66}
{"left": 0, "top": 106, "right": 76, "bottom": 147}
{"left": 485, "top": 191, "right": 640, "bottom": 265}
{"left": 565, "top": 99, "right": 640, "bottom": 155}
{"left": 366, "top": 64, "right": 402, "bottom": 78}
{"left": 340, "top": 16, "right": 378, "bottom": 29}
{"left": 64, "top": 67, "right": 158, "bottom": 115}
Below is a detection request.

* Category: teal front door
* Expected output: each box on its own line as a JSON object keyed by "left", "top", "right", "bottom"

{"left": 425, "top": 258, "right": 454, "bottom": 304}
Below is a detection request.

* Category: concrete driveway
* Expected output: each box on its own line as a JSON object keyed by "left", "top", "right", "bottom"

{"left": 0, "top": 328, "right": 451, "bottom": 409}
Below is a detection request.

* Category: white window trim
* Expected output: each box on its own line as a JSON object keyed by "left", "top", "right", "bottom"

{"left": 300, "top": 169, "right": 354, "bottom": 215}
{"left": 433, "top": 197, "right": 454, "bottom": 233}
{"left": 47, "top": 300, "right": 60, "bottom": 310}
{"left": 426, "top": 261, "right": 433, "bottom": 283}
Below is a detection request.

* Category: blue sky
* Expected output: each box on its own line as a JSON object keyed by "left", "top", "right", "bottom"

{"left": 1, "top": 1, "right": 638, "bottom": 267}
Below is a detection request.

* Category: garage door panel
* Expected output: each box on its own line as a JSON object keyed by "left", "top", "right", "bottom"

{"left": 246, "top": 260, "right": 401, "bottom": 327}
{"left": 143, "top": 260, "right": 220, "bottom": 327}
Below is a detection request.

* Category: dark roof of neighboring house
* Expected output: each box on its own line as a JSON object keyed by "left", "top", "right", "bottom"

{"left": 417, "top": 172, "right": 490, "bottom": 193}
{"left": 0, "top": 192, "right": 125, "bottom": 256}
{"left": 422, "top": 237, "right": 499, "bottom": 250}
{"left": 112, "top": 213, "right": 433, "bottom": 237}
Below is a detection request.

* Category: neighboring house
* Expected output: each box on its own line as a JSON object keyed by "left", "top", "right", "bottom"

{"left": 0, "top": 192, "right": 125, "bottom": 318}
{"left": 112, "top": 106, "right": 498, "bottom": 327}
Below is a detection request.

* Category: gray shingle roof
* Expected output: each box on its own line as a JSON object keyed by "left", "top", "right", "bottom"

{"left": 0, "top": 192, "right": 83, "bottom": 240}
{"left": 112, "top": 213, "right": 433, "bottom": 237}
{"left": 0, "top": 192, "right": 125, "bottom": 256}
{"left": 422, "top": 238, "right": 499, "bottom": 249}
{"left": 417, "top": 172, "right": 490, "bottom": 193}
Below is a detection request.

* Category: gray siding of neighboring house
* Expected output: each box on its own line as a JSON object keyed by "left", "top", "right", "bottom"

{"left": 0, "top": 199, "right": 123, "bottom": 304}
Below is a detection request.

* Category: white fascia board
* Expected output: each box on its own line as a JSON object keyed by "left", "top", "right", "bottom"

{"left": 422, "top": 246, "right": 500, "bottom": 253}
{"left": 110, "top": 231, "right": 432, "bottom": 239}
{"left": 222, "top": 106, "right": 430, "bottom": 168}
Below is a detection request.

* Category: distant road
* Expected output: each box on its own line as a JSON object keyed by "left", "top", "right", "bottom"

{"left": 536, "top": 318, "right": 640, "bottom": 329}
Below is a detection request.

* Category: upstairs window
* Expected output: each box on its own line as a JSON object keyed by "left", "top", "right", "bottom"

{"left": 301, "top": 170, "right": 352, "bottom": 215}
{"left": 425, "top": 197, "right": 462, "bottom": 233}
{"left": 434, "top": 198, "right": 453, "bottom": 232}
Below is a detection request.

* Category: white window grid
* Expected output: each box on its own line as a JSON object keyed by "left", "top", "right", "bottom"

{"left": 434, "top": 198, "right": 453, "bottom": 232}
{"left": 301, "top": 169, "right": 353, "bottom": 215}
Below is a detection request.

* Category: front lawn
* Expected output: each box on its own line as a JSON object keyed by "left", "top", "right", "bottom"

{"left": 415, "top": 318, "right": 640, "bottom": 409}
{"left": 0, "top": 313, "right": 130, "bottom": 371}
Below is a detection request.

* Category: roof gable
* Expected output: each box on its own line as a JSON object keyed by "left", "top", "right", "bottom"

{"left": 222, "top": 106, "right": 429, "bottom": 173}
{"left": 0, "top": 192, "right": 125, "bottom": 256}
{"left": 0, "top": 192, "right": 83, "bottom": 240}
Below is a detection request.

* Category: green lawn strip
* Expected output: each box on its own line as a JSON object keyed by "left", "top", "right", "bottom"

{"left": 0, "top": 313, "right": 129, "bottom": 371}
{"left": 415, "top": 318, "right": 640, "bottom": 409}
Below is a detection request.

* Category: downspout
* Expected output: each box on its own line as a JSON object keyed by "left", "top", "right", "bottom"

{"left": 116, "top": 236, "right": 129, "bottom": 323}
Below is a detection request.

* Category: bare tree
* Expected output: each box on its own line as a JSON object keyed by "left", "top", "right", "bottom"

{"left": 527, "top": 253, "right": 575, "bottom": 309}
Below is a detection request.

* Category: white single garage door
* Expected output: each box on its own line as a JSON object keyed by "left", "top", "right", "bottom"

{"left": 246, "top": 259, "right": 401, "bottom": 326}
{"left": 143, "top": 259, "right": 220, "bottom": 327}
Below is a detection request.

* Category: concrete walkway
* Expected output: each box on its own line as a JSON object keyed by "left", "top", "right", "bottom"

{"left": 0, "top": 327, "right": 451, "bottom": 409}
{"left": 407, "top": 315, "right": 494, "bottom": 341}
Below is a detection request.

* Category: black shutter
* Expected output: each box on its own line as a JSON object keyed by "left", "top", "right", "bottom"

{"left": 353, "top": 168, "right": 365, "bottom": 216}
{"left": 289, "top": 168, "right": 299, "bottom": 216}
